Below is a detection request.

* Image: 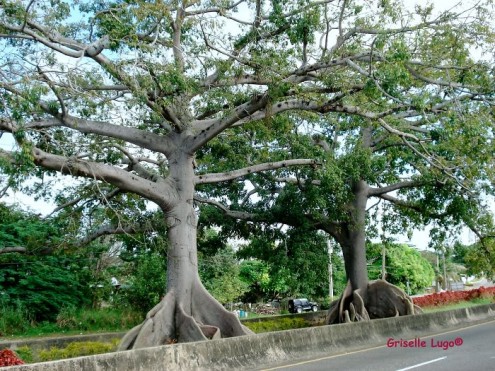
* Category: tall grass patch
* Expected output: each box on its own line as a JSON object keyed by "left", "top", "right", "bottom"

{"left": 0, "top": 301, "right": 32, "bottom": 336}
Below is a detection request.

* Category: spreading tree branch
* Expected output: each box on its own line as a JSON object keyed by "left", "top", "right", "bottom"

{"left": 78, "top": 223, "right": 157, "bottom": 246}
{"left": 0, "top": 247, "right": 27, "bottom": 254}
{"left": 28, "top": 148, "right": 178, "bottom": 209}
{"left": 368, "top": 180, "right": 425, "bottom": 196}
{"left": 194, "top": 159, "right": 318, "bottom": 184}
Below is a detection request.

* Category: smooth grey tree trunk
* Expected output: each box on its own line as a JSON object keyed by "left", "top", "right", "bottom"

{"left": 119, "top": 149, "right": 253, "bottom": 349}
{"left": 341, "top": 179, "right": 370, "bottom": 293}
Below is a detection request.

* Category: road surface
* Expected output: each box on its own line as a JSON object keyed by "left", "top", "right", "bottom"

{"left": 261, "top": 319, "right": 495, "bottom": 371}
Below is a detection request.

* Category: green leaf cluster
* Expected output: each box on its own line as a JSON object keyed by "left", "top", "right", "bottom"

{"left": 0, "top": 203, "right": 61, "bottom": 251}
{"left": 367, "top": 242, "right": 435, "bottom": 294}
{"left": 0, "top": 253, "right": 91, "bottom": 321}
{"left": 117, "top": 251, "right": 166, "bottom": 315}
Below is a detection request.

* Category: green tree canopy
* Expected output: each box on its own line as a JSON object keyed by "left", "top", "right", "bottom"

{"left": 191, "top": 0, "right": 495, "bottom": 323}
{"left": 236, "top": 226, "right": 346, "bottom": 300}
{"left": 0, "top": 203, "right": 92, "bottom": 320}
{"left": 454, "top": 240, "right": 495, "bottom": 279}
{"left": 199, "top": 244, "right": 249, "bottom": 306}
{"left": 0, "top": 202, "right": 62, "bottom": 253}
{"left": 367, "top": 242, "right": 435, "bottom": 294}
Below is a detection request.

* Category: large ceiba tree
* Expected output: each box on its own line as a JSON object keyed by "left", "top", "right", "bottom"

{"left": 185, "top": 0, "right": 495, "bottom": 324}
{"left": 0, "top": 0, "right": 494, "bottom": 347}
{"left": 0, "top": 0, "right": 335, "bottom": 347}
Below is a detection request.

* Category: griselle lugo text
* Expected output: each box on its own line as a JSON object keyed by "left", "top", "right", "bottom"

{"left": 386, "top": 337, "right": 463, "bottom": 350}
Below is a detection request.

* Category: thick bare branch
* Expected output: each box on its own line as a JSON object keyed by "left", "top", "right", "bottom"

{"left": 368, "top": 180, "right": 424, "bottom": 197}
{"left": 0, "top": 18, "right": 109, "bottom": 58}
{"left": 190, "top": 93, "right": 271, "bottom": 150}
{"left": 377, "top": 118, "right": 421, "bottom": 142}
{"left": 376, "top": 193, "right": 448, "bottom": 219}
{"left": 30, "top": 148, "right": 177, "bottom": 209}
{"left": 195, "top": 159, "right": 318, "bottom": 185}
{"left": 79, "top": 223, "right": 156, "bottom": 246}
{"left": 273, "top": 177, "right": 322, "bottom": 187}
{"left": 10, "top": 114, "right": 173, "bottom": 156}
{"left": 230, "top": 98, "right": 407, "bottom": 124}
{"left": 194, "top": 195, "right": 258, "bottom": 221}
{"left": 0, "top": 247, "right": 27, "bottom": 254}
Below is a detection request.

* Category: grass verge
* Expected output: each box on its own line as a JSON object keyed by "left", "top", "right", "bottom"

{"left": 0, "top": 307, "right": 142, "bottom": 339}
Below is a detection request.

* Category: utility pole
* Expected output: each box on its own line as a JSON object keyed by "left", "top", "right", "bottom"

{"left": 327, "top": 239, "right": 334, "bottom": 302}
{"left": 435, "top": 251, "right": 441, "bottom": 292}
{"left": 381, "top": 243, "right": 387, "bottom": 281}
{"left": 442, "top": 250, "right": 447, "bottom": 290}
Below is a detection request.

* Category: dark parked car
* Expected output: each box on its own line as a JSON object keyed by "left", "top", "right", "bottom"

{"left": 288, "top": 298, "right": 318, "bottom": 313}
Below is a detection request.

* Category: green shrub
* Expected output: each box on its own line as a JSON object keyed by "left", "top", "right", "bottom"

{"left": 56, "top": 306, "right": 79, "bottom": 329}
{"left": 0, "top": 254, "right": 91, "bottom": 321}
{"left": 2, "top": 306, "right": 141, "bottom": 337}
{"left": 14, "top": 346, "right": 33, "bottom": 364}
{"left": 118, "top": 252, "right": 166, "bottom": 315}
{"left": 469, "top": 297, "right": 493, "bottom": 305}
{"left": 38, "top": 340, "right": 120, "bottom": 362}
{"left": 244, "top": 317, "right": 309, "bottom": 333}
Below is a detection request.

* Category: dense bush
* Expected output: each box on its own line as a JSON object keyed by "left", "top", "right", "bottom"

{"left": 413, "top": 286, "right": 495, "bottom": 307}
{"left": 13, "top": 347, "right": 33, "bottom": 364}
{"left": 55, "top": 307, "right": 142, "bottom": 332}
{"left": 4, "top": 340, "right": 121, "bottom": 365}
{"left": 0, "top": 305, "right": 141, "bottom": 337}
{"left": 0, "top": 254, "right": 90, "bottom": 321}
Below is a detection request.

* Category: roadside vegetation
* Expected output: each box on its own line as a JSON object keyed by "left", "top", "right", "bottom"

{"left": 1, "top": 295, "right": 494, "bottom": 366}
{"left": 1, "top": 203, "right": 494, "bottom": 342}
{"left": 413, "top": 286, "right": 495, "bottom": 308}
{"left": 2, "top": 287, "right": 494, "bottom": 340}
{"left": 0, "top": 0, "right": 494, "bottom": 364}
{"left": 0, "top": 306, "right": 142, "bottom": 339}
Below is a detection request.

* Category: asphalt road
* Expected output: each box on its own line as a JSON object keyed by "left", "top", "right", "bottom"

{"left": 261, "top": 319, "right": 495, "bottom": 371}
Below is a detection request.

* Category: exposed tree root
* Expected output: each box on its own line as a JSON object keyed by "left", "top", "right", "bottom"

{"left": 119, "top": 282, "right": 253, "bottom": 350}
{"left": 327, "top": 280, "right": 423, "bottom": 325}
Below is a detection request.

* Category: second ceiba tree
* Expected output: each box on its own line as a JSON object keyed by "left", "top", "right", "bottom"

{"left": 0, "top": 0, "right": 494, "bottom": 347}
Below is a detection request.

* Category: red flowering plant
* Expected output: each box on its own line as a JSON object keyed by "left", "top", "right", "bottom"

{"left": 413, "top": 286, "right": 495, "bottom": 308}
{"left": 0, "top": 349, "right": 25, "bottom": 367}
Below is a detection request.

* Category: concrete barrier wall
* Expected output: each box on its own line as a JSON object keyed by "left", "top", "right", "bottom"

{"left": 5, "top": 303, "right": 495, "bottom": 371}
{"left": 0, "top": 311, "right": 325, "bottom": 352}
